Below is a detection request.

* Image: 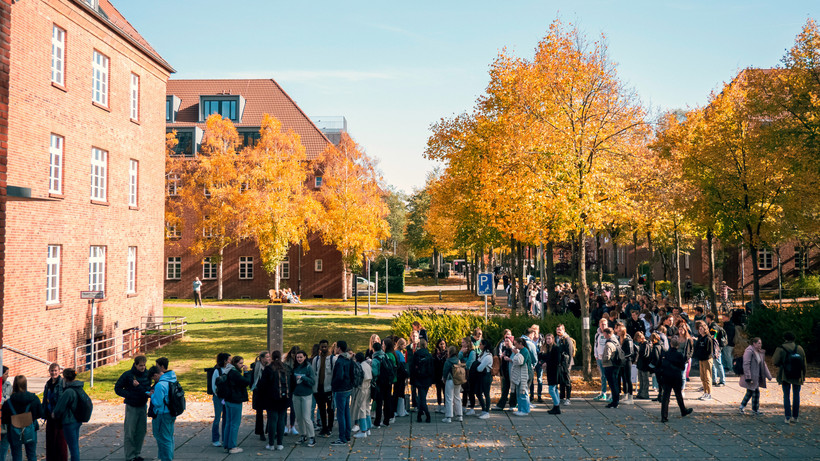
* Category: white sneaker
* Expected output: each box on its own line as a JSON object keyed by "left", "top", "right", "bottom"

{"left": 354, "top": 432, "right": 368, "bottom": 438}
{"left": 351, "top": 425, "right": 360, "bottom": 432}
{"left": 698, "top": 394, "right": 708, "bottom": 400}
{"left": 513, "top": 411, "right": 528, "bottom": 416}
{"left": 442, "top": 417, "right": 452, "bottom": 423}
{"left": 465, "top": 409, "right": 476, "bottom": 416}
{"left": 265, "top": 445, "right": 274, "bottom": 450}
{"left": 366, "top": 430, "right": 371, "bottom": 435}
{"left": 530, "top": 403, "right": 537, "bottom": 409}
{"left": 276, "top": 445, "right": 284, "bottom": 451}
{"left": 228, "top": 448, "right": 243, "bottom": 454}
{"left": 284, "top": 427, "right": 290, "bottom": 435}
{"left": 702, "top": 394, "right": 712, "bottom": 400}
{"left": 455, "top": 416, "right": 463, "bottom": 422}
{"left": 291, "top": 427, "right": 299, "bottom": 435}
{"left": 389, "top": 417, "right": 396, "bottom": 424}
{"left": 738, "top": 406, "right": 746, "bottom": 414}
{"left": 785, "top": 418, "right": 791, "bottom": 424}
{"left": 562, "top": 399, "right": 571, "bottom": 406}
{"left": 625, "top": 395, "right": 633, "bottom": 404}
{"left": 478, "top": 412, "right": 490, "bottom": 419}
{"left": 212, "top": 442, "right": 222, "bottom": 447}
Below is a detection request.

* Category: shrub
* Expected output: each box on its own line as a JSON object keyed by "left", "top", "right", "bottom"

{"left": 785, "top": 275, "right": 820, "bottom": 298}
{"left": 746, "top": 303, "right": 820, "bottom": 362}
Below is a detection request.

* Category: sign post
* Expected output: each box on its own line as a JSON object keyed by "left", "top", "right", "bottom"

{"left": 81, "top": 291, "right": 104, "bottom": 387}
{"left": 477, "top": 273, "right": 493, "bottom": 321}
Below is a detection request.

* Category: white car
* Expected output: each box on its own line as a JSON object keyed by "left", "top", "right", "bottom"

{"left": 356, "top": 277, "right": 375, "bottom": 294}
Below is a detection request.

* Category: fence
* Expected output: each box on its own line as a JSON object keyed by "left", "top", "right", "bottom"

{"left": 74, "top": 316, "right": 187, "bottom": 372}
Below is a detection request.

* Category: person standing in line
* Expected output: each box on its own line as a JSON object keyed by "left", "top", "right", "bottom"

{"left": 260, "top": 351, "right": 288, "bottom": 451}
{"left": 371, "top": 341, "right": 393, "bottom": 427}
{"left": 555, "top": 325, "right": 575, "bottom": 406}
{"left": 432, "top": 339, "right": 448, "bottom": 414}
{"left": 330, "top": 341, "right": 354, "bottom": 446}
{"left": 149, "top": 358, "right": 177, "bottom": 461}
{"left": 250, "top": 351, "right": 270, "bottom": 441}
{"left": 192, "top": 277, "right": 203, "bottom": 307}
{"left": 1, "top": 376, "right": 42, "bottom": 461}
{"left": 593, "top": 319, "right": 610, "bottom": 402}
{"left": 290, "top": 350, "right": 316, "bottom": 446}
{"left": 351, "top": 352, "right": 373, "bottom": 437}
{"left": 634, "top": 332, "right": 651, "bottom": 400}
{"left": 440, "top": 346, "right": 463, "bottom": 423}
{"left": 494, "top": 330, "right": 517, "bottom": 411}
{"left": 739, "top": 337, "right": 772, "bottom": 415}
{"left": 409, "top": 339, "right": 434, "bottom": 423}
{"left": 601, "top": 328, "right": 621, "bottom": 409}
{"left": 114, "top": 356, "right": 151, "bottom": 461}
{"left": 52, "top": 369, "right": 85, "bottom": 461}
{"left": 539, "top": 334, "right": 561, "bottom": 415}
{"left": 283, "top": 346, "right": 300, "bottom": 436}
{"left": 472, "top": 339, "right": 493, "bottom": 420}
{"left": 693, "top": 321, "right": 714, "bottom": 401}
{"left": 658, "top": 338, "right": 693, "bottom": 422}
{"left": 772, "top": 332, "right": 806, "bottom": 424}
{"left": 615, "top": 322, "right": 635, "bottom": 404}
{"left": 222, "top": 356, "right": 250, "bottom": 454}
{"left": 458, "top": 337, "right": 477, "bottom": 415}
{"left": 706, "top": 314, "right": 727, "bottom": 386}
{"left": 209, "top": 353, "right": 231, "bottom": 447}
{"left": 311, "top": 340, "right": 336, "bottom": 437}
{"left": 43, "top": 363, "right": 68, "bottom": 461}
{"left": 510, "top": 338, "right": 530, "bottom": 416}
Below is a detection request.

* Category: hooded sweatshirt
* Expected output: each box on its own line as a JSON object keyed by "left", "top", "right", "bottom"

{"left": 150, "top": 370, "right": 178, "bottom": 415}
{"left": 53, "top": 380, "right": 86, "bottom": 425}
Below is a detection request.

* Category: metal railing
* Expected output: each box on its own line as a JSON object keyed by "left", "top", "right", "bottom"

{"left": 2, "top": 345, "right": 53, "bottom": 366}
{"left": 73, "top": 316, "right": 187, "bottom": 372}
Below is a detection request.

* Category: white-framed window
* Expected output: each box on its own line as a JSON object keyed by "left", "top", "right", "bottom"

{"left": 239, "top": 256, "right": 253, "bottom": 280}
{"left": 203, "top": 217, "right": 215, "bottom": 238}
{"left": 758, "top": 248, "right": 774, "bottom": 270}
{"left": 90, "top": 147, "right": 107, "bottom": 201}
{"left": 46, "top": 245, "right": 61, "bottom": 305}
{"left": 314, "top": 259, "right": 323, "bottom": 272}
{"left": 92, "top": 50, "right": 109, "bottom": 106}
{"left": 280, "top": 255, "right": 290, "bottom": 279}
{"left": 130, "top": 73, "right": 139, "bottom": 120}
{"left": 203, "top": 257, "right": 217, "bottom": 280}
{"left": 126, "top": 246, "right": 137, "bottom": 293}
{"left": 51, "top": 25, "right": 65, "bottom": 86}
{"left": 684, "top": 253, "right": 690, "bottom": 270}
{"left": 128, "top": 159, "right": 138, "bottom": 207}
{"left": 795, "top": 246, "right": 809, "bottom": 270}
{"left": 165, "top": 223, "right": 181, "bottom": 239}
{"left": 314, "top": 176, "right": 323, "bottom": 188}
{"left": 166, "top": 174, "right": 179, "bottom": 196}
{"left": 49, "top": 134, "right": 63, "bottom": 194}
{"left": 166, "top": 257, "right": 181, "bottom": 280}
{"left": 88, "top": 245, "right": 106, "bottom": 292}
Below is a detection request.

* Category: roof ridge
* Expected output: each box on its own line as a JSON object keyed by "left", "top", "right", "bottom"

{"left": 265, "top": 78, "right": 334, "bottom": 147}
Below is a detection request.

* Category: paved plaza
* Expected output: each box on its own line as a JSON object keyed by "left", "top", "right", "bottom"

{"left": 53, "top": 377, "right": 820, "bottom": 461}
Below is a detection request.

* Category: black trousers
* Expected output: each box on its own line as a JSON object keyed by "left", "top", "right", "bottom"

{"left": 461, "top": 371, "right": 476, "bottom": 408}
{"left": 435, "top": 379, "right": 445, "bottom": 405}
{"left": 374, "top": 381, "right": 394, "bottom": 426}
{"left": 497, "top": 374, "right": 517, "bottom": 409}
{"left": 559, "top": 381, "right": 572, "bottom": 400}
{"left": 476, "top": 375, "right": 492, "bottom": 412}
{"left": 265, "top": 409, "right": 287, "bottom": 446}
{"left": 603, "top": 366, "right": 621, "bottom": 406}
{"left": 661, "top": 376, "right": 686, "bottom": 419}
{"left": 620, "top": 364, "right": 633, "bottom": 395}
{"left": 315, "top": 391, "right": 334, "bottom": 434}
{"left": 255, "top": 409, "right": 265, "bottom": 435}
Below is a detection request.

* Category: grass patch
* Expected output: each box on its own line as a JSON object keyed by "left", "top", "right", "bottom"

{"left": 79, "top": 306, "right": 391, "bottom": 401}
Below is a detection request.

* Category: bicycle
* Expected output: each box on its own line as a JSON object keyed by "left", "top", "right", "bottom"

{"left": 720, "top": 292, "right": 735, "bottom": 313}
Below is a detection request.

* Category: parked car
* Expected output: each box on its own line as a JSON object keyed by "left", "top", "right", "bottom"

{"left": 357, "top": 277, "right": 375, "bottom": 294}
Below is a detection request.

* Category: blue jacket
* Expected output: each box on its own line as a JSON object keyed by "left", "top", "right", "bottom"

{"left": 150, "top": 371, "right": 177, "bottom": 415}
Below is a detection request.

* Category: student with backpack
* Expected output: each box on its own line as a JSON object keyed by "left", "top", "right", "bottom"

{"left": 351, "top": 352, "right": 372, "bottom": 438}
{"left": 615, "top": 322, "right": 636, "bottom": 404}
{"left": 259, "top": 351, "right": 289, "bottom": 450}
{"left": 441, "top": 346, "right": 464, "bottom": 423}
{"left": 772, "top": 332, "right": 806, "bottom": 424}
{"left": 250, "top": 351, "right": 271, "bottom": 442}
{"left": 207, "top": 353, "right": 231, "bottom": 448}
{"left": 148, "top": 358, "right": 179, "bottom": 461}
{"left": 601, "top": 328, "right": 622, "bottom": 409}
{"left": 458, "top": 337, "right": 477, "bottom": 415}
{"left": 409, "top": 339, "right": 434, "bottom": 423}
{"left": 706, "top": 314, "right": 727, "bottom": 387}
{"left": 1, "top": 376, "right": 42, "bottom": 461}
{"left": 658, "top": 338, "right": 693, "bottom": 422}
{"left": 693, "top": 321, "right": 715, "bottom": 401}
{"left": 371, "top": 341, "right": 395, "bottom": 427}
{"left": 221, "top": 356, "right": 250, "bottom": 454}
{"left": 472, "top": 339, "right": 493, "bottom": 420}
{"left": 42, "top": 363, "right": 68, "bottom": 461}
{"left": 52, "top": 368, "right": 89, "bottom": 461}
{"left": 114, "top": 355, "right": 151, "bottom": 461}
{"left": 330, "top": 341, "right": 354, "bottom": 445}
{"left": 555, "top": 325, "right": 575, "bottom": 406}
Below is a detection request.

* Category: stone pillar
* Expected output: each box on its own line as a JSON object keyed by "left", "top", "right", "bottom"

{"left": 267, "top": 304, "right": 283, "bottom": 353}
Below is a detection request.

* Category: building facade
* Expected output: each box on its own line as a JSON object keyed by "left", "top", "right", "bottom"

{"left": 2, "top": 0, "right": 173, "bottom": 375}
{"left": 164, "top": 79, "right": 345, "bottom": 300}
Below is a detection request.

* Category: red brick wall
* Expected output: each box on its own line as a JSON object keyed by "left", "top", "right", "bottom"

{"left": 3, "top": 0, "right": 170, "bottom": 375}
{"left": 0, "top": 0, "right": 11, "bottom": 364}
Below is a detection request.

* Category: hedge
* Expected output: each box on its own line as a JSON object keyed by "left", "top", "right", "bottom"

{"left": 746, "top": 303, "right": 820, "bottom": 362}
{"left": 391, "top": 309, "right": 583, "bottom": 363}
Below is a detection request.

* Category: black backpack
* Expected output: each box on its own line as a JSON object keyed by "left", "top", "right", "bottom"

{"left": 378, "top": 355, "right": 395, "bottom": 386}
{"left": 608, "top": 340, "right": 625, "bottom": 367}
{"left": 165, "top": 381, "right": 186, "bottom": 417}
{"left": 782, "top": 345, "right": 805, "bottom": 381}
{"left": 414, "top": 352, "right": 433, "bottom": 378}
{"left": 714, "top": 325, "right": 728, "bottom": 347}
{"left": 215, "top": 371, "right": 231, "bottom": 400}
{"left": 351, "top": 360, "right": 364, "bottom": 388}
{"left": 732, "top": 356, "right": 744, "bottom": 375}
{"left": 70, "top": 387, "right": 93, "bottom": 423}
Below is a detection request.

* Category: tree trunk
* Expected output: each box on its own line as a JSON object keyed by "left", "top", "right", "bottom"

{"left": 647, "top": 232, "right": 655, "bottom": 295}
{"left": 746, "top": 228, "right": 763, "bottom": 309}
{"left": 546, "top": 241, "right": 557, "bottom": 314}
{"left": 612, "top": 241, "right": 620, "bottom": 300}
{"left": 570, "top": 239, "right": 578, "bottom": 292}
{"left": 274, "top": 264, "right": 281, "bottom": 292}
{"left": 777, "top": 247, "right": 783, "bottom": 309}
{"left": 674, "top": 223, "right": 682, "bottom": 308}
{"left": 539, "top": 239, "right": 545, "bottom": 320}
{"left": 578, "top": 229, "right": 592, "bottom": 382}
{"left": 510, "top": 235, "right": 517, "bottom": 312}
{"left": 596, "top": 232, "right": 603, "bottom": 294}
{"left": 633, "top": 231, "right": 640, "bottom": 296}
{"left": 465, "top": 252, "right": 472, "bottom": 292}
{"left": 341, "top": 263, "right": 349, "bottom": 301}
{"left": 518, "top": 241, "right": 527, "bottom": 311}
{"left": 707, "top": 228, "right": 718, "bottom": 315}
{"left": 218, "top": 246, "right": 224, "bottom": 300}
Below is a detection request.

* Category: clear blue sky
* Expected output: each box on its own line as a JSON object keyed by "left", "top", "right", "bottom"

{"left": 118, "top": 1, "right": 818, "bottom": 194}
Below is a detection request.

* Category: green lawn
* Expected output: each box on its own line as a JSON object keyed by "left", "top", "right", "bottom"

{"left": 79, "top": 306, "right": 391, "bottom": 401}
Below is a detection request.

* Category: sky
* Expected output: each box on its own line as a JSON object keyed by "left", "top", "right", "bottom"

{"left": 118, "top": 1, "right": 819, "bottom": 194}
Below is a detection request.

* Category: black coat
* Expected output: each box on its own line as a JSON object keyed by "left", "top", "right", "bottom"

{"left": 1, "top": 392, "right": 42, "bottom": 429}
{"left": 538, "top": 347, "right": 560, "bottom": 386}
{"left": 659, "top": 348, "right": 686, "bottom": 385}
{"left": 635, "top": 341, "right": 650, "bottom": 372}
{"left": 694, "top": 334, "right": 714, "bottom": 361}
{"left": 556, "top": 337, "right": 574, "bottom": 386}
{"left": 114, "top": 365, "right": 151, "bottom": 407}
{"left": 258, "top": 365, "right": 289, "bottom": 412}
{"left": 410, "top": 348, "right": 434, "bottom": 388}
{"left": 433, "top": 349, "right": 447, "bottom": 385}
{"left": 224, "top": 367, "right": 251, "bottom": 404}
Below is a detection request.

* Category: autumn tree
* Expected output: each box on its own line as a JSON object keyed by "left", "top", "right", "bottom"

{"left": 315, "top": 132, "right": 390, "bottom": 299}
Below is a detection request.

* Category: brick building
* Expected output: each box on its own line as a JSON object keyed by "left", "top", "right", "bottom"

{"left": 1, "top": 0, "right": 173, "bottom": 375}
{"left": 164, "top": 79, "right": 345, "bottom": 300}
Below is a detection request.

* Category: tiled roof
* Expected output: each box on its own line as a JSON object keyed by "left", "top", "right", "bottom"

{"left": 77, "top": 0, "right": 174, "bottom": 73}
{"left": 167, "top": 79, "right": 332, "bottom": 160}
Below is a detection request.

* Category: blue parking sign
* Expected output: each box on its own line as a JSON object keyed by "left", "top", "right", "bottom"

{"left": 477, "top": 273, "right": 494, "bottom": 296}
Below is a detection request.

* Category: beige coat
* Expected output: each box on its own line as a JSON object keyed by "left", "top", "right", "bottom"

{"left": 351, "top": 361, "right": 372, "bottom": 421}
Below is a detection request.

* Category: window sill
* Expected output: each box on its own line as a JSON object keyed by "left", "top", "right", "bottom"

{"left": 48, "top": 193, "right": 65, "bottom": 199}
{"left": 239, "top": 278, "right": 254, "bottom": 281}
{"left": 91, "top": 200, "right": 109, "bottom": 206}
{"left": 166, "top": 278, "right": 182, "bottom": 281}
{"left": 51, "top": 82, "right": 67, "bottom": 93}
{"left": 130, "top": 118, "right": 140, "bottom": 125}
{"left": 129, "top": 205, "right": 139, "bottom": 211}
{"left": 92, "top": 101, "right": 110, "bottom": 112}
{"left": 127, "top": 293, "right": 138, "bottom": 298}
{"left": 46, "top": 303, "right": 63, "bottom": 310}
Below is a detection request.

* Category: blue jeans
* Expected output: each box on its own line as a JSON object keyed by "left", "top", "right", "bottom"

{"left": 223, "top": 402, "right": 243, "bottom": 449}
{"left": 333, "top": 391, "right": 352, "bottom": 442}
{"left": 783, "top": 383, "right": 801, "bottom": 419}
{"left": 211, "top": 396, "right": 226, "bottom": 443}
{"left": 712, "top": 354, "right": 726, "bottom": 384}
{"left": 548, "top": 385, "right": 560, "bottom": 406}
{"left": 152, "top": 413, "right": 175, "bottom": 461}
{"left": 597, "top": 359, "right": 608, "bottom": 395}
{"left": 62, "top": 422, "right": 81, "bottom": 461}
{"left": 516, "top": 383, "right": 530, "bottom": 413}
{"left": 1, "top": 425, "right": 36, "bottom": 461}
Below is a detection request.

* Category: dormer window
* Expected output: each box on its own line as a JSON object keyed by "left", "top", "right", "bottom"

{"left": 83, "top": 0, "right": 99, "bottom": 9}
{"left": 201, "top": 95, "right": 245, "bottom": 122}
{"left": 166, "top": 95, "right": 181, "bottom": 123}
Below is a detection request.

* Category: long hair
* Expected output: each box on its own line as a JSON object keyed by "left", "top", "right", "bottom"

{"left": 12, "top": 375, "right": 27, "bottom": 393}
{"left": 270, "top": 350, "right": 284, "bottom": 371}
{"left": 285, "top": 346, "right": 299, "bottom": 366}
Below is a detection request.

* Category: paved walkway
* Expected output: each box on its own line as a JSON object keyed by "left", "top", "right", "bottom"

{"left": 34, "top": 376, "right": 820, "bottom": 461}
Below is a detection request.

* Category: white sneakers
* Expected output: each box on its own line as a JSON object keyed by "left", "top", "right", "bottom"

{"left": 738, "top": 405, "right": 746, "bottom": 414}
{"left": 354, "top": 432, "right": 368, "bottom": 438}
{"left": 228, "top": 448, "right": 243, "bottom": 454}
{"left": 212, "top": 442, "right": 222, "bottom": 447}
{"left": 478, "top": 412, "right": 490, "bottom": 419}
{"left": 513, "top": 411, "right": 528, "bottom": 416}
{"left": 561, "top": 399, "right": 571, "bottom": 406}
{"left": 785, "top": 418, "right": 791, "bottom": 424}
{"left": 442, "top": 417, "right": 452, "bottom": 423}
{"left": 625, "top": 396, "right": 634, "bottom": 404}
{"left": 351, "top": 425, "right": 360, "bottom": 432}
{"left": 465, "top": 409, "right": 476, "bottom": 416}
{"left": 698, "top": 394, "right": 712, "bottom": 401}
